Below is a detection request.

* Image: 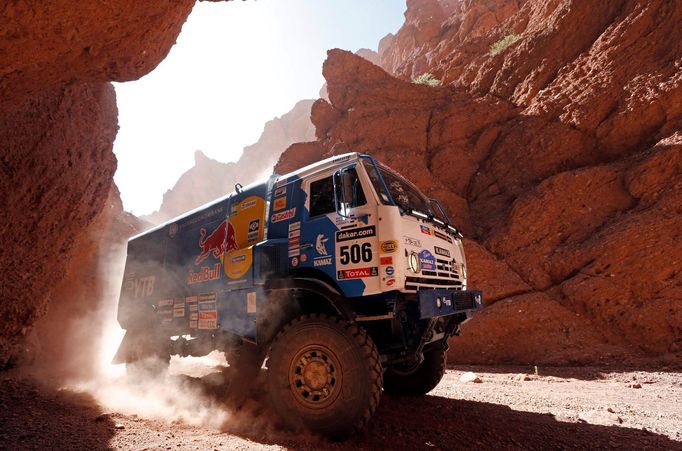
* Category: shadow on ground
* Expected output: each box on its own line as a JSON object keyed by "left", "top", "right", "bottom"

{"left": 448, "top": 363, "right": 682, "bottom": 381}
{"left": 0, "top": 375, "right": 115, "bottom": 450}
{"left": 188, "top": 368, "right": 682, "bottom": 450}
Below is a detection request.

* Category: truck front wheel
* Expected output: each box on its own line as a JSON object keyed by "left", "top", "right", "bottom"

{"left": 266, "top": 314, "right": 383, "bottom": 438}
{"left": 383, "top": 347, "right": 446, "bottom": 396}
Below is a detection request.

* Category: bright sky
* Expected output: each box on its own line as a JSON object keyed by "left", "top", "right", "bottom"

{"left": 113, "top": 0, "right": 406, "bottom": 216}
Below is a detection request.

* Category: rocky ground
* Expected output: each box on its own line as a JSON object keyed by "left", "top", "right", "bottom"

{"left": 2, "top": 361, "right": 681, "bottom": 450}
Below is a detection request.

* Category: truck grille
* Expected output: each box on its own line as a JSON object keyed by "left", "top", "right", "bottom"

{"left": 405, "top": 258, "right": 462, "bottom": 292}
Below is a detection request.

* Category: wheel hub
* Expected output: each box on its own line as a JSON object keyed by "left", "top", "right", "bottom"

{"left": 289, "top": 346, "right": 341, "bottom": 408}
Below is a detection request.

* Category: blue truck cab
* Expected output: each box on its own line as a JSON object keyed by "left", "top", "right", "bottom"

{"left": 114, "top": 152, "right": 482, "bottom": 436}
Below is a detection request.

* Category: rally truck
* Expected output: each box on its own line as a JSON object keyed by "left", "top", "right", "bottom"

{"left": 114, "top": 152, "right": 482, "bottom": 437}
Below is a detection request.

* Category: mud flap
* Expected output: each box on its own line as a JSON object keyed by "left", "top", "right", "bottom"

{"left": 111, "top": 330, "right": 133, "bottom": 365}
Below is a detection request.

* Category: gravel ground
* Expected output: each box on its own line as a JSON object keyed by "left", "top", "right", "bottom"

{"left": 2, "top": 364, "right": 681, "bottom": 450}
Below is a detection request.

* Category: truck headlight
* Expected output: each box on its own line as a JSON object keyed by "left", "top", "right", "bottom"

{"left": 408, "top": 252, "right": 421, "bottom": 273}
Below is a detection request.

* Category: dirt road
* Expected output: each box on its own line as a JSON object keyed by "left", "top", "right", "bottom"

{"left": 2, "top": 364, "right": 681, "bottom": 450}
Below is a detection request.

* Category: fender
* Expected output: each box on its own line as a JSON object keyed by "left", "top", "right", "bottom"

{"left": 264, "top": 277, "right": 355, "bottom": 322}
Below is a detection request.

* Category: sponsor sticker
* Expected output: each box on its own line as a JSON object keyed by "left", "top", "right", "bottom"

{"left": 301, "top": 254, "right": 308, "bottom": 262}
{"left": 434, "top": 246, "right": 451, "bottom": 258}
{"left": 337, "top": 267, "right": 378, "bottom": 279}
{"left": 249, "top": 219, "right": 260, "bottom": 232}
{"left": 380, "top": 256, "right": 393, "bottom": 265}
{"left": 418, "top": 249, "right": 436, "bottom": 271}
{"left": 273, "top": 196, "right": 287, "bottom": 211}
{"left": 316, "top": 234, "right": 329, "bottom": 255}
{"left": 199, "top": 311, "right": 217, "bottom": 320}
{"left": 190, "top": 312, "right": 198, "bottom": 321}
{"left": 247, "top": 291, "right": 257, "bottom": 313}
{"left": 380, "top": 240, "right": 398, "bottom": 253}
{"left": 386, "top": 278, "right": 396, "bottom": 286}
{"left": 404, "top": 236, "right": 422, "bottom": 247}
{"left": 197, "top": 294, "right": 218, "bottom": 329}
{"left": 274, "top": 186, "right": 287, "bottom": 197}
{"left": 188, "top": 263, "right": 222, "bottom": 285}
{"left": 420, "top": 225, "right": 431, "bottom": 235}
{"left": 240, "top": 199, "right": 257, "bottom": 210}
{"left": 190, "top": 321, "right": 198, "bottom": 329}
{"left": 231, "top": 254, "right": 246, "bottom": 264}
{"left": 186, "top": 296, "right": 198, "bottom": 312}
{"left": 198, "top": 319, "right": 217, "bottom": 329}
{"left": 291, "top": 257, "right": 299, "bottom": 266}
{"left": 173, "top": 299, "right": 185, "bottom": 318}
{"left": 314, "top": 256, "right": 332, "bottom": 267}
{"left": 288, "top": 221, "right": 301, "bottom": 231}
{"left": 288, "top": 248, "right": 300, "bottom": 258}
{"left": 272, "top": 208, "right": 296, "bottom": 223}
{"left": 385, "top": 266, "right": 395, "bottom": 276}
{"left": 336, "top": 225, "right": 376, "bottom": 242}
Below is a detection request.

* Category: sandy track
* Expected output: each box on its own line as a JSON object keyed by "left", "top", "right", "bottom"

{"left": 2, "top": 365, "right": 681, "bottom": 450}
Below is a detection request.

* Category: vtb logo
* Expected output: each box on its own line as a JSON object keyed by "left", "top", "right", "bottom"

{"left": 195, "top": 220, "right": 238, "bottom": 265}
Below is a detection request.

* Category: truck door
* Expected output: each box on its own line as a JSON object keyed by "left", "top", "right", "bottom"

{"left": 298, "top": 166, "right": 380, "bottom": 297}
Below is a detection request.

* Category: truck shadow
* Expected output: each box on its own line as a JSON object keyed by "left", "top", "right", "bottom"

{"left": 0, "top": 375, "right": 116, "bottom": 451}
{"left": 448, "top": 364, "right": 682, "bottom": 381}
{"left": 187, "top": 369, "right": 681, "bottom": 450}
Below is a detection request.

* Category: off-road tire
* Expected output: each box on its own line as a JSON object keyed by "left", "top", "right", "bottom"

{"left": 266, "top": 314, "right": 383, "bottom": 438}
{"left": 383, "top": 347, "right": 446, "bottom": 396}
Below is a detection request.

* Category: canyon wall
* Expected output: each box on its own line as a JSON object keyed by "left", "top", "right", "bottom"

{"left": 277, "top": 0, "right": 682, "bottom": 365}
{"left": 0, "top": 2, "right": 196, "bottom": 368}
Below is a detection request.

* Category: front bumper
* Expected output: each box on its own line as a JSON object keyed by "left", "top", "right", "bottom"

{"left": 417, "top": 289, "right": 483, "bottom": 319}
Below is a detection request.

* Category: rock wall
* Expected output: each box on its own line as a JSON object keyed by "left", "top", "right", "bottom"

{"left": 0, "top": 2, "right": 197, "bottom": 368}
{"left": 277, "top": 0, "right": 682, "bottom": 365}
{"left": 144, "top": 99, "right": 315, "bottom": 224}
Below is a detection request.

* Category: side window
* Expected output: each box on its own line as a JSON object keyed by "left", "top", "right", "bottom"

{"left": 341, "top": 167, "right": 367, "bottom": 210}
{"left": 309, "top": 176, "right": 335, "bottom": 217}
{"left": 309, "top": 168, "right": 367, "bottom": 217}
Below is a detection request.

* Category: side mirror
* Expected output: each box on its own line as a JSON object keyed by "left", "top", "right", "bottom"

{"left": 333, "top": 166, "right": 355, "bottom": 218}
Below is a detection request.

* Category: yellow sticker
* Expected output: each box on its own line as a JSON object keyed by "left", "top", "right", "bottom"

{"left": 222, "top": 247, "right": 253, "bottom": 280}
{"left": 273, "top": 196, "right": 287, "bottom": 211}
{"left": 227, "top": 195, "right": 266, "bottom": 249}
{"left": 380, "top": 240, "right": 398, "bottom": 253}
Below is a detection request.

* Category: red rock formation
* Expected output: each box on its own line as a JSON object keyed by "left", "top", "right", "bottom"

{"left": 28, "top": 187, "right": 146, "bottom": 381}
{"left": 0, "top": 1, "right": 194, "bottom": 108}
{"left": 277, "top": 2, "right": 682, "bottom": 366}
{"left": 144, "top": 99, "right": 315, "bottom": 224}
{"left": 0, "top": 2, "right": 197, "bottom": 367}
{"left": 0, "top": 83, "right": 118, "bottom": 367}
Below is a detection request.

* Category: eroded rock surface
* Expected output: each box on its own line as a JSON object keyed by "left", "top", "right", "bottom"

{"left": 0, "top": 2, "right": 197, "bottom": 367}
{"left": 277, "top": 0, "right": 682, "bottom": 366}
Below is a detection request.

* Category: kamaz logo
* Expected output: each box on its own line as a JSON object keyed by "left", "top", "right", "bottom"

{"left": 314, "top": 257, "right": 332, "bottom": 267}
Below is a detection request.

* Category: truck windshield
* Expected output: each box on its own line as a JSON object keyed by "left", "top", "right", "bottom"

{"left": 362, "top": 159, "right": 437, "bottom": 217}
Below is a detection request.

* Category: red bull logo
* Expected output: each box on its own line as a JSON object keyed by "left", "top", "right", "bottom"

{"left": 195, "top": 220, "right": 238, "bottom": 265}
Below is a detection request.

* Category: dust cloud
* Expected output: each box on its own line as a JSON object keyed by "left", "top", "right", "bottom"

{"left": 25, "top": 230, "right": 261, "bottom": 433}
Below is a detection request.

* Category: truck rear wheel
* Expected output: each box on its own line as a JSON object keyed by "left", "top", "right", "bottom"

{"left": 266, "top": 314, "right": 383, "bottom": 438}
{"left": 383, "top": 347, "right": 446, "bottom": 396}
